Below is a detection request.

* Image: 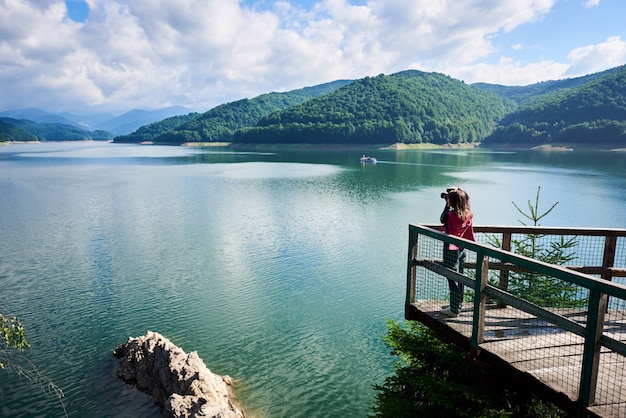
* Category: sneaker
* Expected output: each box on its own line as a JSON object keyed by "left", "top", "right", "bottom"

{"left": 440, "top": 304, "right": 450, "bottom": 310}
{"left": 440, "top": 307, "right": 458, "bottom": 318}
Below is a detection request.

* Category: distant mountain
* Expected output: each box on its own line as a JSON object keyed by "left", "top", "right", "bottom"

{"left": 0, "top": 117, "right": 113, "bottom": 141}
{"left": 95, "top": 106, "right": 192, "bottom": 135}
{"left": 114, "top": 113, "right": 201, "bottom": 143}
{"left": 59, "top": 111, "right": 117, "bottom": 129}
{"left": 0, "top": 106, "right": 192, "bottom": 138}
{"left": 481, "top": 65, "right": 626, "bottom": 148}
{"left": 0, "top": 119, "right": 38, "bottom": 142}
{"left": 234, "top": 71, "right": 507, "bottom": 144}
{"left": 0, "top": 108, "right": 88, "bottom": 128}
{"left": 114, "top": 80, "right": 353, "bottom": 144}
{"left": 472, "top": 66, "right": 624, "bottom": 105}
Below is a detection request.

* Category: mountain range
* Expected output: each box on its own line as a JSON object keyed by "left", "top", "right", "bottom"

{"left": 2, "top": 64, "right": 625, "bottom": 148}
{"left": 0, "top": 106, "right": 192, "bottom": 139}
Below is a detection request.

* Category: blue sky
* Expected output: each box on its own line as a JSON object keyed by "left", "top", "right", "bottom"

{"left": 65, "top": 0, "right": 89, "bottom": 22}
{"left": 1, "top": 0, "right": 625, "bottom": 114}
{"left": 492, "top": 0, "right": 624, "bottom": 73}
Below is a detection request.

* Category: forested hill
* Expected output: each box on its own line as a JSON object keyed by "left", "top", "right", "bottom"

{"left": 0, "top": 119, "right": 37, "bottom": 142}
{"left": 233, "top": 71, "right": 507, "bottom": 145}
{"left": 114, "top": 80, "right": 352, "bottom": 144}
{"left": 0, "top": 117, "right": 113, "bottom": 142}
{"left": 112, "top": 113, "right": 200, "bottom": 143}
{"left": 472, "top": 66, "right": 623, "bottom": 105}
{"left": 481, "top": 64, "right": 626, "bottom": 148}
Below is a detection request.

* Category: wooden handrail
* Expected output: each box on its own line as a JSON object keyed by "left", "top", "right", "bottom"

{"left": 421, "top": 223, "right": 626, "bottom": 237}
{"left": 410, "top": 224, "right": 626, "bottom": 295}
{"left": 419, "top": 223, "right": 626, "bottom": 284}
{"left": 462, "top": 261, "right": 626, "bottom": 277}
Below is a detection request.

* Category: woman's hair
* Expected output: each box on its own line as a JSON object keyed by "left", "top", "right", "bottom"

{"left": 448, "top": 189, "right": 472, "bottom": 221}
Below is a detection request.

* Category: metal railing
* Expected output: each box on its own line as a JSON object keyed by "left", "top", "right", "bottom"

{"left": 405, "top": 224, "right": 626, "bottom": 417}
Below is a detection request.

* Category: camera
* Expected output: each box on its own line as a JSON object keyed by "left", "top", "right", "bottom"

{"left": 441, "top": 187, "right": 459, "bottom": 199}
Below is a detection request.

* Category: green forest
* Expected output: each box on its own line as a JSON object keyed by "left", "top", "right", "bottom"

{"left": 234, "top": 71, "right": 507, "bottom": 145}
{"left": 113, "top": 112, "right": 200, "bottom": 143}
{"left": 3, "top": 65, "right": 626, "bottom": 148}
{"left": 481, "top": 65, "right": 626, "bottom": 148}
{"left": 114, "top": 80, "right": 352, "bottom": 144}
{"left": 0, "top": 117, "right": 113, "bottom": 142}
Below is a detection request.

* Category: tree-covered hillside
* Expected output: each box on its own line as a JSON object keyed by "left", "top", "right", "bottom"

{"left": 0, "top": 119, "right": 37, "bottom": 142}
{"left": 472, "top": 66, "right": 622, "bottom": 105}
{"left": 482, "top": 65, "right": 626, "bottom": 148}
{"left": 0, "top": 117, "right": 113, "bottom": 142}
{"left": 233, "top": 71, "right": 507, "bottom": 145}
{"left": 115, "top": 80, "right": 352, "bottom": 144}
{"left": 114, "top": 113, "right": 200, "bottom": 143}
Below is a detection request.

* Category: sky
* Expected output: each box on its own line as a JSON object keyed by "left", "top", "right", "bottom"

{"left": 1, "top": 0, "right": 625, "bottom": 115}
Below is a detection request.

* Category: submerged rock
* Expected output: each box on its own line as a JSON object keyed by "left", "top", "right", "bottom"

{"left": 113, "top": 331, "right": 245, "bottom": 418}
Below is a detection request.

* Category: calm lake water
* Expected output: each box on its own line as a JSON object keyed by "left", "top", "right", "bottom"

{"left": 1, "top": 142, "right": 625, "bottom": 417}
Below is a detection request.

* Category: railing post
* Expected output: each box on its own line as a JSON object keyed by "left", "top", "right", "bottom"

{"left": 497, "top": 232, "right": 511, "bottom": 308}
{"left": 470, "top": 253, "right": 489, "bottom": 348}
{"left": 578, "top": 288, "right": 608, "bottom": 411}
{"left": 602, "top": 235, "right": 617, "bottom": 312}
{"left": 405, "top": 227, "right": 418, "bottom": 319}
{"left": 602, "top": 235, "right": 617, "bottom": 281}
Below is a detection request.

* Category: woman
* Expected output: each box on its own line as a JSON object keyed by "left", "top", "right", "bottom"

{"left": 439, "top": 187, "right": 475, "bottom": 318}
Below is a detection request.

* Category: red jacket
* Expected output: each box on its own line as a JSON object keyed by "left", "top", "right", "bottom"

{"left": 442, "top": 210, "right": 475, "bottom": 250}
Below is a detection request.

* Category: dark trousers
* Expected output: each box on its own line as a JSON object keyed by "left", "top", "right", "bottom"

{"left": 443, "top": 248, "right": 466, "bottom": 314}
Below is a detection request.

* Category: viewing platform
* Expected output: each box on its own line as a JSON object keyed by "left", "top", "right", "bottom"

{"left": 405, "top": 224, "right": 626, "bottom": 418}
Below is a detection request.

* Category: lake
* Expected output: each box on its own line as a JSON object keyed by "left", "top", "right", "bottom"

{"left": 0, "top": 142, "right": 625, "bottom": 417}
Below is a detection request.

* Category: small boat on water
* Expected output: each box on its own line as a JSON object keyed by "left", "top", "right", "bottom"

{"left": 360, "top": 155, "right": 377, "bottom": 163}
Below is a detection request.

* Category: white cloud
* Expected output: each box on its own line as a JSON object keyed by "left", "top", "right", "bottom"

{"left": 438, "top": 58, "right": 570, "bottom": 86}
{"left": 423, "top": 36, "right": 626, "bottom": 86}
{"left": 0, "top": 0, "right": 623, "bottom": 114}
{"left": 583, "top": 0, "right": 600, "bottom": 8}
{"left": 565, "top": 36, "right": 626, "bottom": 76}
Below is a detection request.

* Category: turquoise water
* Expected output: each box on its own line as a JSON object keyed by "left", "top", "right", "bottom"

{"left": 0, "top": 142, "right": 625, "bottom": 417}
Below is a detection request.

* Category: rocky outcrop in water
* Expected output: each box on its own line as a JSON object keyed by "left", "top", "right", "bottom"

{"left": 113, "top": 331, "right": 245, "bottom": 418}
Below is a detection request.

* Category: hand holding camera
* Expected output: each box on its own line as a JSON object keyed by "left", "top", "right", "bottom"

{"left": 441, "top": 186, "right": 459, "bottom": 199}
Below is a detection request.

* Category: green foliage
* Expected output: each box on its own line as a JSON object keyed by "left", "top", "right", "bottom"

{"left": 488, "top": 187, "right": 584, "bottom": 308}
{"left": 1, "top": 312, "right": 67, "bottom": 415}
{"left": 0, "top": 117, "right": 113, "bottom": 142}
{"left": 113, "top": 112, "right": 199, "bottom": 143}
{"left": 0, "top": 119, "right": 38, "bottom": 142}
{"left": 90, "top": 130, "right": 115, "bottom": 140}
{"left": 482, "top": 65, "right": 626, "bottom": 147}
{"left": 160, "top": 80, "right": 352, "bottom": 144}
{"left": 8, "top": 119, "right": 92, "bottom": 140}
{"left": 0, "top": 314, "right": 30, "bottom": 368}
{"left": 372, "top": 320, "right": 565, "bottom": 418}
{"left": 235, "top": 71, "right": 506, "bottom": 144}
{"left": 511, "top": 186, "right": 559, "bottom": 227}
{"left": 115, "top": 80, "right": 352, "bottom": 144}
{"left": 472, "top": 66, "right": 618, "bottom": 105}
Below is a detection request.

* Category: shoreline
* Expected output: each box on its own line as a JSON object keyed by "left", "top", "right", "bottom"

{"left": 185, "top": 141, "right": 480, "bottom": 150}
{"left": 209, "top": 142, "right": 626, "bottom": 152}
{"left": 3, "top": 140, "right": 625, "bottom": 152}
